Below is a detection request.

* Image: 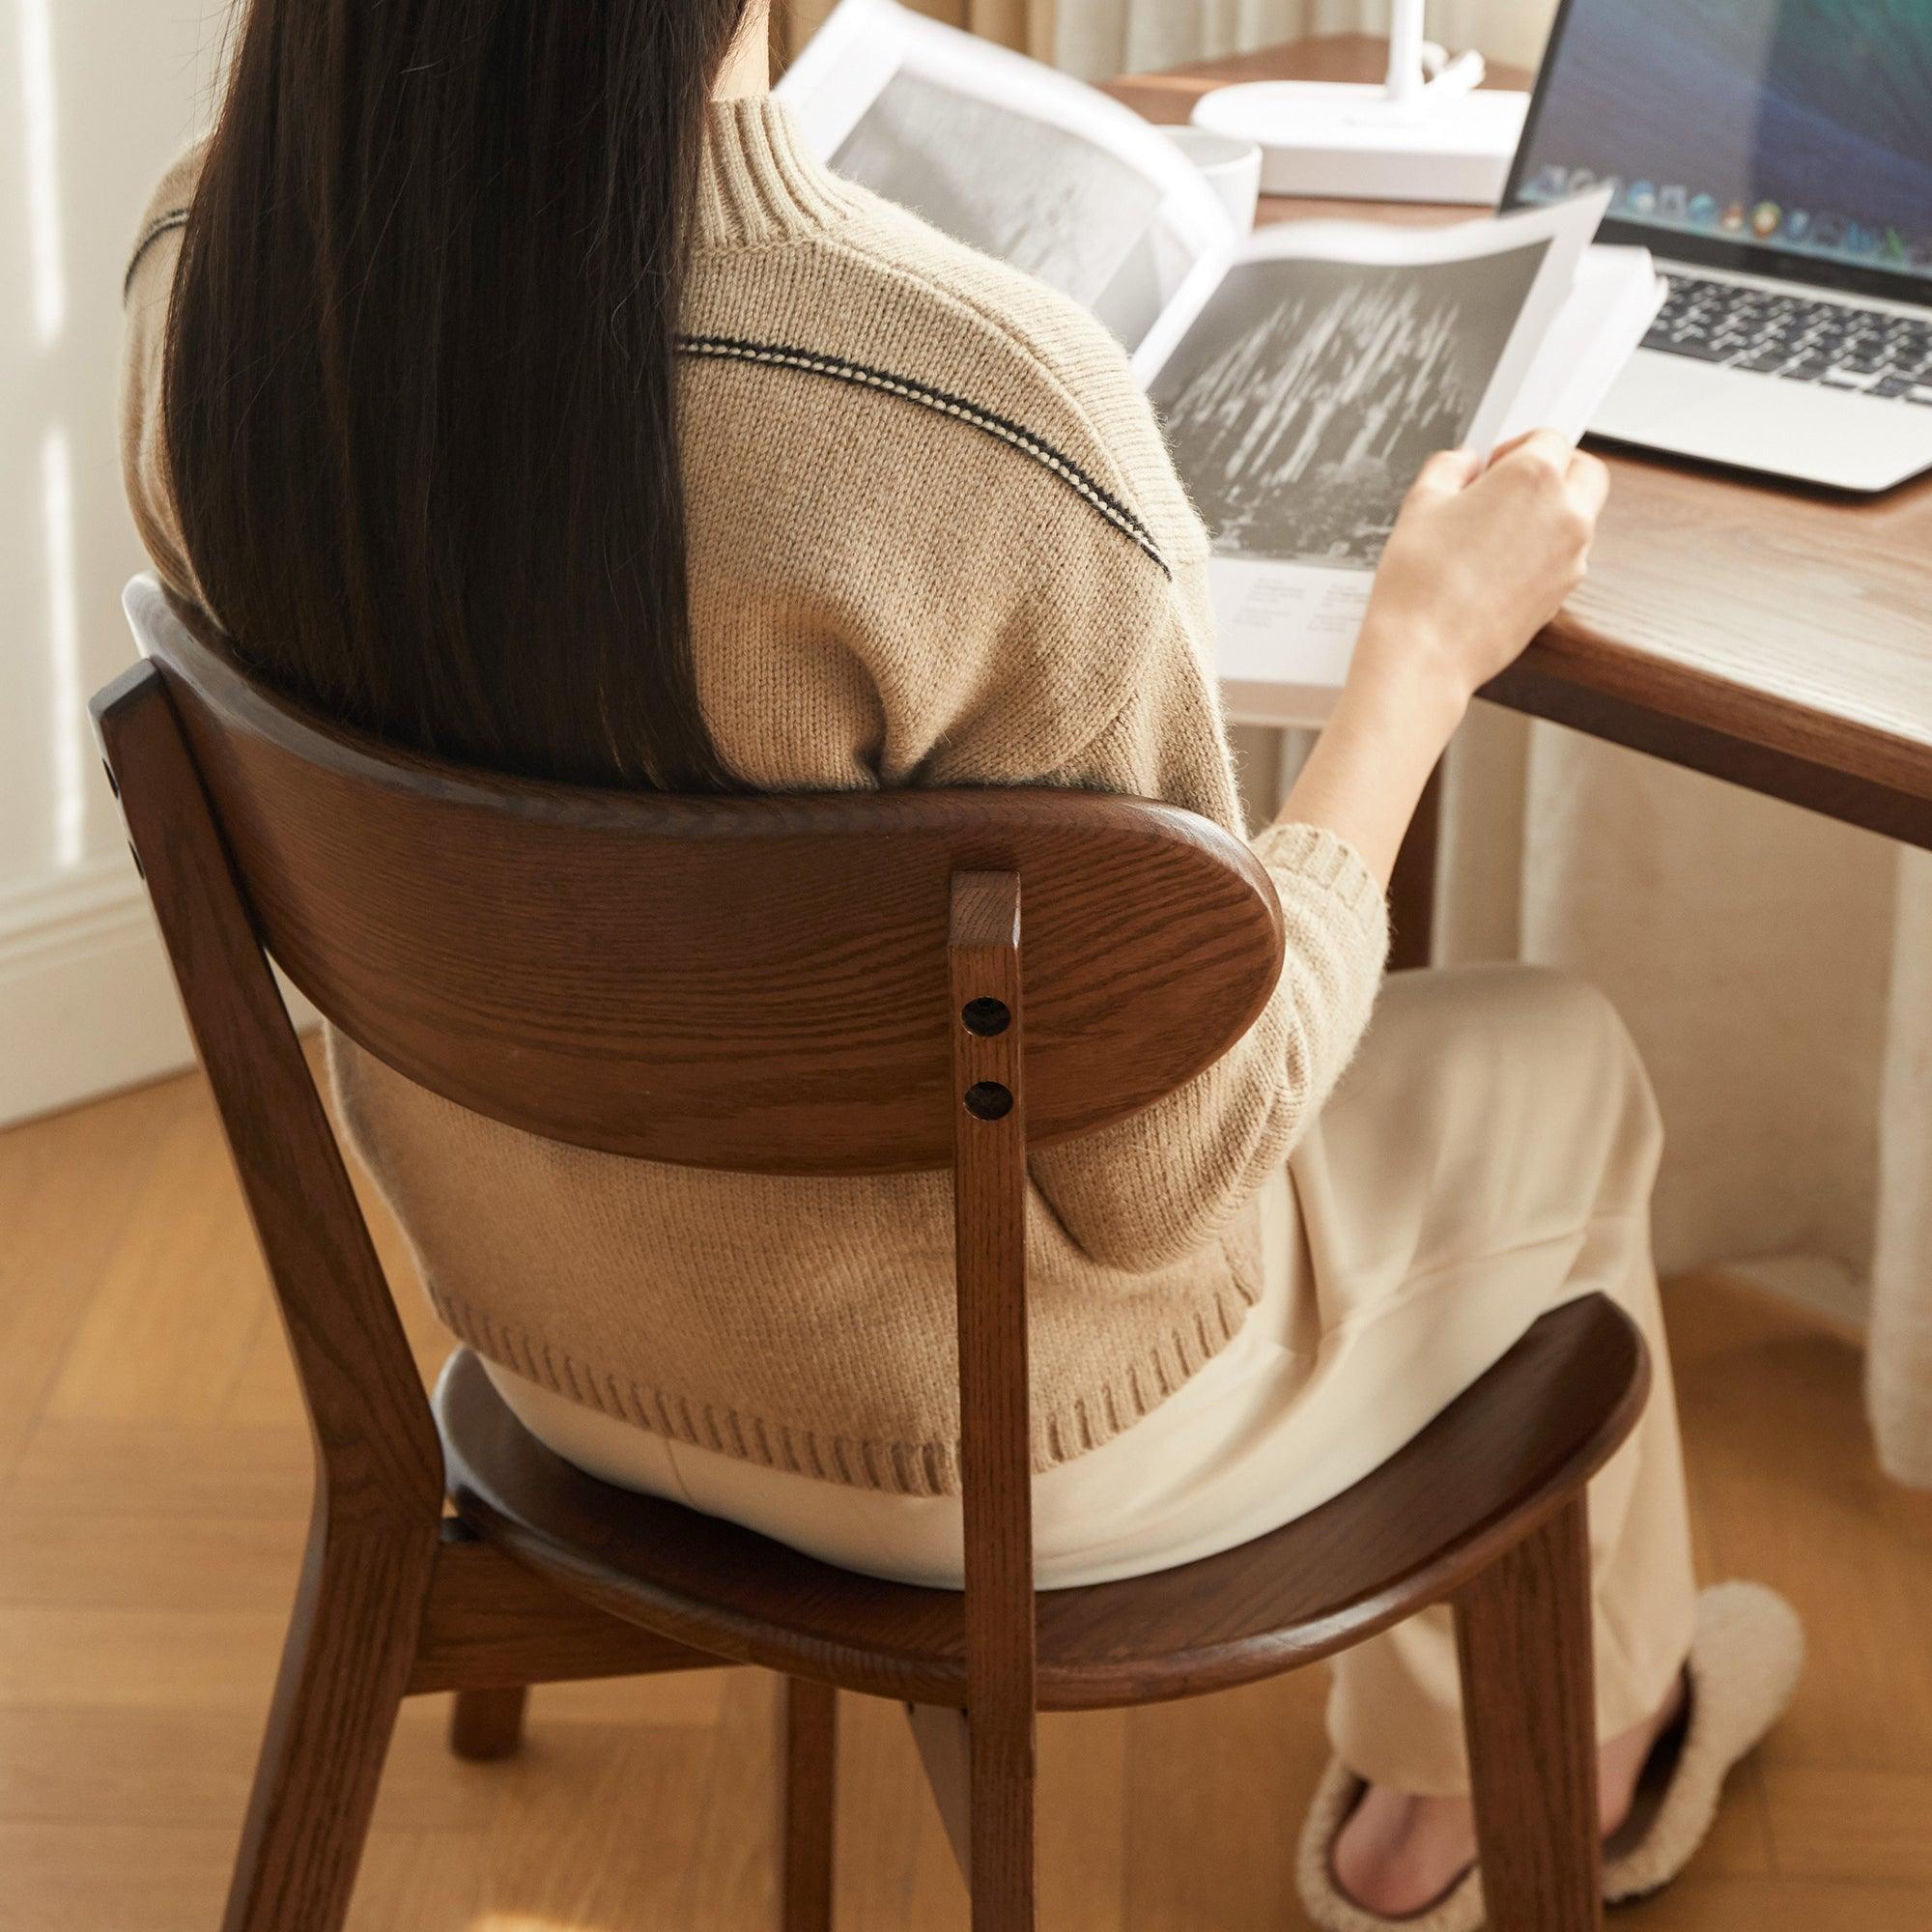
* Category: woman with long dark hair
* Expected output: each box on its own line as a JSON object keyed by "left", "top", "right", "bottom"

{"left": 120, "top": 4, "right": 1798, "bottom": 1922}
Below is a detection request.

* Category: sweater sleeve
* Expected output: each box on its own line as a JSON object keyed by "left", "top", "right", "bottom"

{"left": 1027, "top": 552, "right": 1390, "bottom": 1271}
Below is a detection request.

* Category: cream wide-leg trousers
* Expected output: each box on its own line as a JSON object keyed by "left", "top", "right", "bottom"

{"left": 493, "top": 964, "right": 1699, "bottom": 1796}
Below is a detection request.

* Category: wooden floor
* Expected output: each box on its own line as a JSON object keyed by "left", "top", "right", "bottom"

{"left": 4, "top": 1059, "right": 1930, "bottom": 1932}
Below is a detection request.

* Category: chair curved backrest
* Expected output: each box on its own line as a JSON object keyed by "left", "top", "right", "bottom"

{"left": 97, "top": 575, "right": 1288, "bottom": 1862}
{"left": 120, "top": 579, "right": 1285, "bottom": 1175}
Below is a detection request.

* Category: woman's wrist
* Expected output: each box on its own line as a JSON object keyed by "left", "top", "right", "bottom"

{"left": 1338, "top": 617, "right": 1470, "bottom": 759}
{"left": 1265, "top": 618, "right": 1470, "bottom": 888}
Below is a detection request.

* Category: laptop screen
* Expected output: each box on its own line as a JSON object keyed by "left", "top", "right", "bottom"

{"left": 1506, "top": 0, "right": 1932, "bottom": 302}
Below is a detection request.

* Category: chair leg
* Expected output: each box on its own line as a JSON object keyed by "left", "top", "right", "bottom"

{"left": 1453, "top": 1492, "right": 1602, "bottom": 1932}
{"left": 905, "top": 1699, "right": 1034, "bottom": 1930}
{"left": 778, "top": 1677, "right": 838, "bottom": 1932}
{"left": 221, "top": 1515, "right": 436, "bottom": 1932}
{"left": 966, "top": 1701, "right": 1036, "bottom": 1932}
{"left": 449, "top": 1685, "right": 528, "bottom": 1761}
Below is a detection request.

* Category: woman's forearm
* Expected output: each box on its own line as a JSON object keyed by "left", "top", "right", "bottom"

{"left": 1269, "top": 432, "right": 1611, "bottom": 888}
{"left": 1273, "top": 630, "right": 1465, "bottom": 888}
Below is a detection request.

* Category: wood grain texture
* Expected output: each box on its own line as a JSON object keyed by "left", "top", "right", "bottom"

{"left": 87, "top": 611, "right": 1309, "bottom": 1932}
{"left": 778, "top": 1678, "right": 838, "bottom": 1932}
{"left": 906, "top": 1702, "right": 974, "bottom": 1883}
{"left": 88, "top": 601, "right": 1288, "bottom": 1932}
{"left": 437, "top": 1294, "right": 1646, "bottom": 1712}
{"left": 948, "top": 873, "right": 1037, "bottom": 1930}
{"left": 446, "top": 1687, "right": 526, "bottom": 1762}
{"left": 405, "top": 1525, "right": 722, "bottom": 1695}
{"left": 128, "top": 580, "right": 1286, "bottom": 1175}
{"left": 94, "top": 643, "right": 810, "bottom": 1931}
{"left": 1456, "top": 1496, "right": 1603, "bottom": 1932}
{"left": 1109, "top": 39, "right": 1932, "bottom": 843}
{"left": 1481, "top": 657, "right": 1932, "bottom": 847}
{"left": 0, "top": 1075, "right": 206, "bottom": 1483}
{"left": 92, "top": 661, "right": 445, "bottom": 1932}
{"left": 90, "top": 658, "right": 444, "bottom": 1539}
{"left": 209, "top": 1511, "right": 428, "bottom": 1932}
{"left": 13, "top": 1049, "right": 1916, "bottom": 1930}
{"left": 1386, "top": 762, "right": 1440, "bottom": 972}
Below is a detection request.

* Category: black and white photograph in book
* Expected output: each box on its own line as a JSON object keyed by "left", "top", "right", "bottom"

{"left": 832, "top": 69, "right": 1163, "bottom": 311}
{"left": 1150, "top": 244, "right": 1551, "bottom": 568}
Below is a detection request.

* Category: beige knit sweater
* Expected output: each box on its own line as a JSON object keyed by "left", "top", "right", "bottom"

{"left": 122, "top": 98, "right": 1389, "bottom": 1495}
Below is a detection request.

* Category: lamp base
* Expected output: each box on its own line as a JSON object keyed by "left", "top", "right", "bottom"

{"left": 1191, "top": 80, "right": 1529, "bottom": 207}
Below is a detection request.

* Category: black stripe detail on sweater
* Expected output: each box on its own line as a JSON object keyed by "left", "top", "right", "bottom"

{"left": 125, "top": 210, "right": 189, "bottom": 300}
{"left": 117, "top": 263, "right": 1167, "bottom": 578}
{"left": 677, "top": 332, "right": 1171, "bottom": 578}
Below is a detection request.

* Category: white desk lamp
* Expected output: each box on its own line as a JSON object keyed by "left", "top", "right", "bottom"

{"left": 1190, "top": 0, "right": 1530, "bottom": 207}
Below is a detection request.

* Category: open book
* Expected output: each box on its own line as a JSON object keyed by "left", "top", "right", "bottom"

{"left": 778, "top": 0, "right": 1236, "bottom": 351}
{"left": 780, "top": 0, "right": 1665, "bottom": 719}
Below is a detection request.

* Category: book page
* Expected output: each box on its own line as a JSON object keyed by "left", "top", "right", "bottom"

{"left": 1131, "top": 192, "right": 1615, "bottom": 719}
{"left": 1496, "top": 247, "right": 1667, "bottom": 443}
{"left": 778, "top": 0, "right": 1235, "bottom": 347}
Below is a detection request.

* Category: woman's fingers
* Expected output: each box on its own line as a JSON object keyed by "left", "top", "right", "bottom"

{"left": 1489, "top": 426, "right": 1575, "bottom": 478}
{"left": 1408, "top": 434, "right": 1594, "bottom": 503}
{"left": 1564, "top": 448, "right": 1612, "bottom": 521}
{"left": 1408, "top": 446, "right": 1485, "bottom": 497}
{"left": 1360, "top": 424, "right": 1614, "bottom": 721}
{"left": 1487, "top": 431, "right": 1609, "bottom": 545}
{"left": 1485, "top": 428, "right": 1546, "bottom": 467}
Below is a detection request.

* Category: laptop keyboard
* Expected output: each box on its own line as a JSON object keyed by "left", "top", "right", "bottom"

{"left": 1643, "top": 274, "right": 1932, "bottom": 403}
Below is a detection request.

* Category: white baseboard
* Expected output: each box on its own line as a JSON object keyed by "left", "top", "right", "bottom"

{"left": 1719, "top": 1253, "right": 1871, "bottom": 1340}
{"left": 0, "top": 853, "right": 314, "bottom": 1130}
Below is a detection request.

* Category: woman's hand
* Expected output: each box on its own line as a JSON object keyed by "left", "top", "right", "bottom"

{"left": 1352, "top": 429, "right": 1611, "bottom": 728}
{"left": 1271, "top": 430, "right": 1609, "bottom": 890}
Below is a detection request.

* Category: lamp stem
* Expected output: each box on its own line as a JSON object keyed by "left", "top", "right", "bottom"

{"left": 1386, "top": 0, "right": 1427, "bottom": 105}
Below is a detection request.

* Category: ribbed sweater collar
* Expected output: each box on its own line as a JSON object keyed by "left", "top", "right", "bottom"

{"left": 694, "top": 97, "right": 866, "bottom": 249}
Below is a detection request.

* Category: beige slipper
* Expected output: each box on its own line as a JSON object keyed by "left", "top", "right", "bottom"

{"left": 1293, "top": 1581, "right": 1804, "bottom": 1932}
{"left": 1295, "top": 1759, "right": 1485, "bottom": 1932}
{"left": 1602, "top": 1581, "right": 1804, "bottom": 1902}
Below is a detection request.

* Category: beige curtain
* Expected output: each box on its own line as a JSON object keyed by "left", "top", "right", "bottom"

{"left": 1053, "top": 0, "right": 1554, "bottom": 79}
{"left": 779, "top": 0, "right": 1932, "bottom": 1486}
{"left": 780, "top": 0, "right": 1056, "bottom": 64}
{"left": 1435, "top": 696, "right": 1932, "bottom": 1492}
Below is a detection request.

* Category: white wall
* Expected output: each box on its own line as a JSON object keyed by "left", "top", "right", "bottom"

{"left": 1, "top": 0, "right": 228, "bottom": 1124}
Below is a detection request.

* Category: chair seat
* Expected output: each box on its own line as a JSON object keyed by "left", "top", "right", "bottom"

{"left": 437, "top": 1293, "right": 1647, "bottom": 1712}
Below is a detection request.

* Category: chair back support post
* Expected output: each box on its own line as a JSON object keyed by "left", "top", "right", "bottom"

{"left": 948, "top": 871, "right": 1037, "bottom": 1926}
{"left": 90, "top": 660, "right": 445, "bottom": 1534}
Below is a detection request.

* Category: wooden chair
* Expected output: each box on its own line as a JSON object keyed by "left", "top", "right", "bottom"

{"left": 96, "top": 575, "right": 1650, "bottom": 1932}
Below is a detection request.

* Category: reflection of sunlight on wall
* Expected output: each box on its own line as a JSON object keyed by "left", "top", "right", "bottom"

{"left": 18, "top": 0, "right": 77, "bottom": 867}
{"left": 15, "top": 0, "right": 66, "bottom": 345}
{"left": 42, "top": 428, "right": 83, "bottom": 869}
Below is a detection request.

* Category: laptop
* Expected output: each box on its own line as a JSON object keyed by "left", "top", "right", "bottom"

{"left": 1502, "top": 0, "right": 1932, "bottom": 494}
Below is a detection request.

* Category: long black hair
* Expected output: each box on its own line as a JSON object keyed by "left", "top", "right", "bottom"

{"left": 165, "top": 0, "right": 755, "bottom": 789}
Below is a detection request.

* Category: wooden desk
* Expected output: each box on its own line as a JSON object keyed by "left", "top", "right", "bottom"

{"left": 1110, "top": 38, "right": 1932, "bottom": 956}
